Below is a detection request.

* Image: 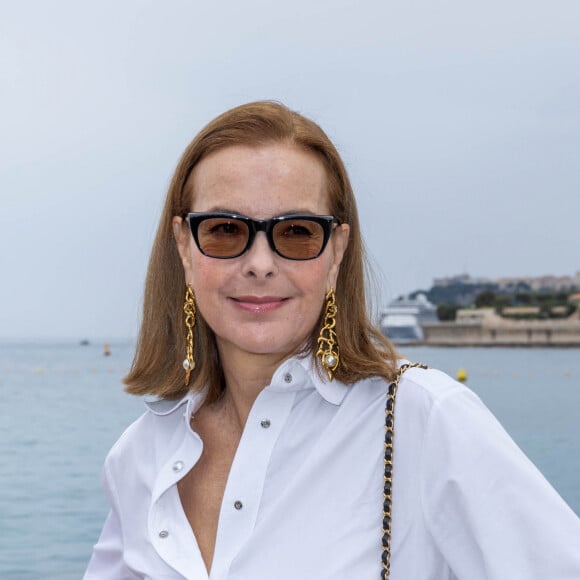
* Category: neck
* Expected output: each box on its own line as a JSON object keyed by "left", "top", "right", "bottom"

{"left": 215, "top": 345, "right": 291, "bottom": 430}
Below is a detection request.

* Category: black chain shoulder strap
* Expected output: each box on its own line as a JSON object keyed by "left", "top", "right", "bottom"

{"left": 381, "top": 362, "right": 428, "bottom": 579}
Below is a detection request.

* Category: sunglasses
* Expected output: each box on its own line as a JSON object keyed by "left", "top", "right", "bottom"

{"left": 185, "top": 212, "right": 338, "bottom": 260}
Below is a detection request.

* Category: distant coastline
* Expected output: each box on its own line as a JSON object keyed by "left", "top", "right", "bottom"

{"left": 383, "top": 272, "right": 580, "bottom": 347}
{"left": 421, "top": 308, "right": 580, "bottom": 347}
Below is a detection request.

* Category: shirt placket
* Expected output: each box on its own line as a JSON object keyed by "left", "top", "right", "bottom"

{"left": 210, "top": 376, "right": 298, "bottom": 580}
{"left": 148, "top": 402, "right": 208, "bottom": 579}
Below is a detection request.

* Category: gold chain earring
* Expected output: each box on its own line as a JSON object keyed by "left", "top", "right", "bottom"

{"left": 182, "top": 284, "right": 196, "bottom": 386}
{"left": 316, "top": 288, "right": 339, "bottom": 381}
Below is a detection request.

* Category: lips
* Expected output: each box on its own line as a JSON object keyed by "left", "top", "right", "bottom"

{"left": 230, "top": 295, "right": 289, "bottom": 313}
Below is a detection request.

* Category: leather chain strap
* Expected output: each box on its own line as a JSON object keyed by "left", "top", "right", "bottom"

{"left": 381, "top": 362, "right": 428, "bottom": 579}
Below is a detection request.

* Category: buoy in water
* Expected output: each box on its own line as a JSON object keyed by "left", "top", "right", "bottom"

{"left": 456, "top": 368, "right": 468, "bottom": 383}
{"left": 103, "top": 343, "right": 111, "bottom": 357}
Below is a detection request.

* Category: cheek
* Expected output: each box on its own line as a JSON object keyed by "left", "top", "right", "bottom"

{"left": 294, "top": 261, "right": 334, "bottom": 310}
{"left": 188, "top": 256, "right": 227, "bottom": 310}
{"left": 189, "top": 245, "right": 228, "bottom": 284}
{"left": 190, "top": 256, "right": 214, "bottom": 285}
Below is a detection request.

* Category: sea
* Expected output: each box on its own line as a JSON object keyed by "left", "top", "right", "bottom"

{"left": 0, "top": 341, "right": 579, "bottom": 579}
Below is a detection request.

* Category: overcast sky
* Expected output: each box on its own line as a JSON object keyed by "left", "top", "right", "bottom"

{"left": 1, "top": 0, "right": 579, "bottom": 340}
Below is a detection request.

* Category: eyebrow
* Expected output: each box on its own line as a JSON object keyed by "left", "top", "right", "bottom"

{"left": 201, "top": 207, "right": 321, "bottom": 217}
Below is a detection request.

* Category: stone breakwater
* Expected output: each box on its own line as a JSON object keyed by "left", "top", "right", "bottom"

{"left": 421, "top": 309, "right": 580, "bottom": 347}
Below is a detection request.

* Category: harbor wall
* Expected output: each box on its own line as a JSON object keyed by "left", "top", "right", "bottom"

{"left": 422, "top": 311, "right": 580, "bottom": 347}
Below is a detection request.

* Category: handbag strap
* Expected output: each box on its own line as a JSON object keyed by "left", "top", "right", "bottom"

{"left": 381, "top": 362, "right": 428, "bottom": 579}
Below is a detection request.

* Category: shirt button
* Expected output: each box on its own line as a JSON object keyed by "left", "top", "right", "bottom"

{"left": 284, "top": 372, "right": 292, "bottom": 383}
{"left": 172, "top": 460, "right": 184, "bottom": 472}
{"left": 260, "top": 419, "right": 271, "bottom": 429}
{"left": 159, "top": 530, "right": 169, "bottom": 538}
{"left": 234, "top": 500, "right": 243, "bottom": 510}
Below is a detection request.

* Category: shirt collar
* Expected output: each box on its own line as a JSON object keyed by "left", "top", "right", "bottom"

{"left": 144, "top": 355, "right": 349, "bottom": 416}
{"left": 268, "top": 355, "right": 349, "bottom": 406}
{"left": 144, "top": 388, "right": 205, "bottom": 417}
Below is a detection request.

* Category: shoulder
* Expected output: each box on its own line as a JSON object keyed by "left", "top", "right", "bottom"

{"left": 397, "top": 364, "right": 479, "bottom": 414}
{"left": 397, "top": 364, "right": 467, "bottom": 403}
{"left": 355, "top": 363, "right": 495, "bottom": 454}
{"left": 360, "top": 363, "right": 478, "bottom": 417}
{"left": 341, "top": 362, "right": 473, "bottom": 415}
{"left": 339, "top": 365, "right": 482, "bottom": 451}
{"left": 389, "top": 364, "right": 529, "bottom": 480}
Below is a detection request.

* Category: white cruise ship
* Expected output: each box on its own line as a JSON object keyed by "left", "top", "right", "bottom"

{"left": 380, "top": 294, "right": 438, "bottom": 344}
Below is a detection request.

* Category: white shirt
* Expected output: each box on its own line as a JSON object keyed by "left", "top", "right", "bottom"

{"left": 84, "top": 357, "right": 580, "bottom": 579}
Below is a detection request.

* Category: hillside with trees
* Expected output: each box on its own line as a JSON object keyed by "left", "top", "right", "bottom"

{"left": 409, "top": 280, "right": 579, "bottom": 322}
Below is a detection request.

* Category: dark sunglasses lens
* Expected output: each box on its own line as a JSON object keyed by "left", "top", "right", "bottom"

{"left": 273, "top": 218, "right": 326, "bottom": 259}
{"left": 197, "top": 217, "right": 249, "bottom": 257}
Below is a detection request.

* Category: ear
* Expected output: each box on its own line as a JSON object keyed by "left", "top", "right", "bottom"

{"left": 172, "top": 216, "right": 194, "bottom": 284}
{"left": 327, "top": 223, "right": 350, "bottom": 289}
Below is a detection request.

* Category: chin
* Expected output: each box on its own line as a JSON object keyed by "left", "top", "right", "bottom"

{"left": 220, "top": 332, "right": 309, "bottom": 360}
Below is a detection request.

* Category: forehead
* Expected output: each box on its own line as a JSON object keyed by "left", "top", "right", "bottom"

{"left": 186, "top": 143, "right": 331, "bottom": 216}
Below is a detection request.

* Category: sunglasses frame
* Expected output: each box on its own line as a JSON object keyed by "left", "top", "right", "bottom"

{"left": 185, "top": 212, "right": 338, "bottom": 260}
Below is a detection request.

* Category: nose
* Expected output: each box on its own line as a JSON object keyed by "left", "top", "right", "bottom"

{"left": 241, "top": 231, "right": 279, "bottom": 279}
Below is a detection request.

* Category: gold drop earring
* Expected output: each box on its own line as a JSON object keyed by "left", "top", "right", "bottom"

{"left": 316, "top": 288, "right": 339, "bottom": 381}
{"left": 182, "top": 284, "right": 196, "bottom": 386}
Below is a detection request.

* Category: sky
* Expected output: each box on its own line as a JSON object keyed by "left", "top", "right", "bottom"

{"left": 1, "top": 0, "right": 579, "bottom": 340}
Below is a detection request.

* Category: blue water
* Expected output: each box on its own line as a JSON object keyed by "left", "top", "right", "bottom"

{"left": 0, "top": 342, "right": 578, "bottom": 579}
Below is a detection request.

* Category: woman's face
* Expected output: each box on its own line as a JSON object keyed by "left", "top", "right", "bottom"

{"left": 173, "top": 143, "right": 349, "bottom": 366}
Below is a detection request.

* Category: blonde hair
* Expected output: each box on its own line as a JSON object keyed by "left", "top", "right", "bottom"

{"left": 124, "top": 101, "right": 397, "bottom": 401}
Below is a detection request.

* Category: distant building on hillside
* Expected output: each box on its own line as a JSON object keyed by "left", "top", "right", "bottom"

{"left": 433, "top": 274, "right": 490, "bottom": 287}
{"left": 496, "top": 273, "right": 580, "bottom": 292}
{"left": 432, "top": 272, "right": 580, "bottom": 293}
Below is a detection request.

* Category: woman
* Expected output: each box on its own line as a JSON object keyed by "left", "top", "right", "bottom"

{"left": 85, "top": 102, "right": 580, "bottom": 579}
